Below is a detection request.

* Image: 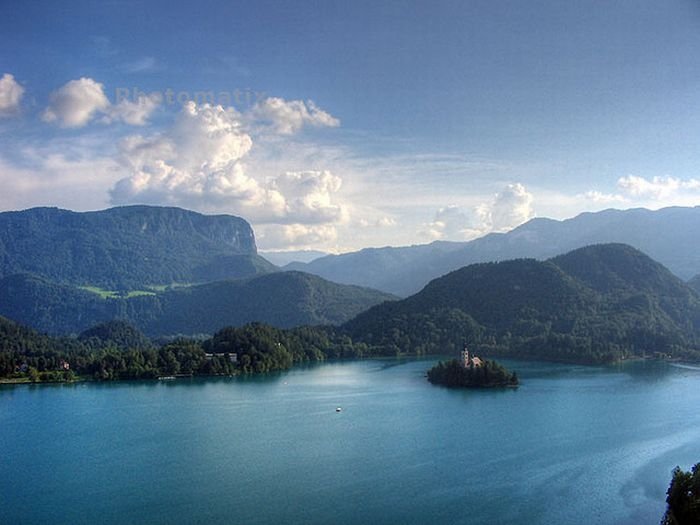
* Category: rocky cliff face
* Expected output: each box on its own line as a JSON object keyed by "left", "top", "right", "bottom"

{"left": 0, "top": 205, "right": 270, "bottom": 288}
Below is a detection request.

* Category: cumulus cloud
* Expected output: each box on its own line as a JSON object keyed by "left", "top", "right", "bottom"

{"left": 270, "top": 170, "right": 346, "bottom": 224}
{"left": 419, "top": 205, "right": 485, "bottom": 241}
{"left": 42, "top": 78, "right": 110, "bottom": 127}
{"left": 250, "top": 97, "right": 340, "bottom": 134}
{"left": 488, "top": 183, "right": 534, "bottom": 231}
{"left": 617, "top": 175, "right": 700, "bottom": 200}
{"left": 111, "top": 102, "right": 266, "bottom": 209}
{"left": 43, "top": 77, "right": 159, "bottom": 127}
{"left": 580, "top": 175, "right": 700, "bottom": 209}
{"left": 0, "top": 73, "right": 24, "bottom": 117}
{"left": 110, "top": 101, "right": 347, "bottom": 226}
{"left": 259, "top": 223, "right": 338, "bottom": 249}
{"left": 106, "top": 93, "right": 162, "bottom": 125}
{"left": 420, "top": 183, "right": 535, "bottom": 241}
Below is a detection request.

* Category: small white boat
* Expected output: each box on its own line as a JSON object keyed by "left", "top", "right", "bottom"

{"left": 335, "top": 407, "right": 342, "bottom": 412}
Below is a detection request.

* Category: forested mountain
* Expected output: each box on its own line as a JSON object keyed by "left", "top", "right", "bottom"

{"left": 0, "top": 205, "right": 274, "bottom": 288}
{"left": 688, "top": 274, "right": 700, "bottom": 294}
{"left": 342, "top": 244, "right": 700, "bottom": 363}
{"left": 3, "top": 244, "right": 700, "bottom": 383}
{"left": 0, "top": 271, "right": 395, "bottom": 337}
{"left": 288, "top": 206, "right": 700, "bottom": 296}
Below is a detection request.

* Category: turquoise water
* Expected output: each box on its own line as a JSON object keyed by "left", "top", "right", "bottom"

{"left": 2, "top": 359, "right": 699, "bottom": 525}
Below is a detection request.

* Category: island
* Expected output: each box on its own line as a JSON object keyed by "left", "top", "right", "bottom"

{"left": 427, "top": 347, "right": 519, "bottom": 388}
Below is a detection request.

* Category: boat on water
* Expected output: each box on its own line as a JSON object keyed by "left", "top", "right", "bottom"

{"left": 336, "top": 407, "right": 342, "bottom": 412}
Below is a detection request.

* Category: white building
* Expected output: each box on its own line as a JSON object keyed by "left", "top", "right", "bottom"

{"left": 460, "top": 346, "right": 483, "bottom": 368}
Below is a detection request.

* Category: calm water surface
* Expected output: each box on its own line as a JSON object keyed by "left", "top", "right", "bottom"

{"left": 2, "top": 358, "right": 699, "bottom": 525}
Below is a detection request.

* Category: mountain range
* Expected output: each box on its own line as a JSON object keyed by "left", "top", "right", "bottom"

{"left": 287, "top": 206, "right": 700, "bottom": 296}
{"left": 3, "top": 243, "right": 700, "bottom": 374}
{"left": 3, "top": 204, "right": 700, "bottom": 363}
{"left": 342, "top": 243, "right": 700, "bottom": 363}
{"left": 0, "top": 205, "right": 274, "bottom": 289}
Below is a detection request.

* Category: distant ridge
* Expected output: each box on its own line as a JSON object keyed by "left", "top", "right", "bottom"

{"left": 0, "top": 205, "right": 275, "bottom": 288}
{"left": 261, "top": 250, "right": 328, "bottom": 266}
{"left": 287, "top": 206, "right": 700, "bottom": 296}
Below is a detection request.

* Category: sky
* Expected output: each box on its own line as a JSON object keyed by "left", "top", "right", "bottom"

{"left": 2, "top": 0, "right": 700, "bottom": 252}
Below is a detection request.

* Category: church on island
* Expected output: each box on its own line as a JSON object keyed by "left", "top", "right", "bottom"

{"left": 460, "top": 346, "right": 483, "bottom": 368}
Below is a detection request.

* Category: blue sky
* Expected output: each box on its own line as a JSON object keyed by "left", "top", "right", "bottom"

{"left": 1, "top": 0, "right": 700, "bottom": 251}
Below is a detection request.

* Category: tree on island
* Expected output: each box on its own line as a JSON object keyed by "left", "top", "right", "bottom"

{"left": 662, "top": 463, "right": 700, "bottom": 525}
{"left": 427, "top": 357, "right": 518, "bottom": 388}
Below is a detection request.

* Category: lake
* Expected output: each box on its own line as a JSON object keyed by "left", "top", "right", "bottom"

{"left": 2, "top": 358, "right": 699, "bottom": 524}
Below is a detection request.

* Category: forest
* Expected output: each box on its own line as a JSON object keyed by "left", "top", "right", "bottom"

{"left": 0, "top": 317, "right": 375, "bottom": 382}
{"left": 344, "top": 245, "right": 700, "bottom": 364}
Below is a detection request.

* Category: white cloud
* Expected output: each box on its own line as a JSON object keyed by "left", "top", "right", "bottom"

{"left": 258, "top": 223, "right": 338, "bottom": 249}
{"left": 110, "top": 102, "right": 347, "bottom": 227}
{"left": 105, "top": 93, "right": 161, "bottom": 125}
{"left": 43, "top": 77, "right": 159, "bottom": 127}
{"left": 419, "top": 205, "right": 485, "bottom": 241}
{"left": 110, "top": 101, "right": 268, "bottom": 211}
{"left": 0, "top": 73, "right": 25, "bottom": 117}
{"left": 419, "top": 183, "right": 535, "bottom": 241}
{"left": 488, "top": 182, "right": 534, "bottom": 232}
{"left": 582, "top": 190, "right": 628, "bottom": 204}
{"left": 617, "top": 175, "right": 700, "bottom": 200}
{"left": 42, "top": 78, "right": 110, "bottom": 127}
{"left": 577, "top": 175, "right": 700, "bottom": 212}
{"left": 250, "top": 97, "right": 340, "bottom": 135}
{"left": 0, "top": 149, "right": 120, "bottom": 211}
{"left": 270, "top": 170, "right": 346, "bottom": 224}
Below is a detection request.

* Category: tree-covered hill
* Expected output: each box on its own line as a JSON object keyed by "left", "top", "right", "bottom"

{"left": 343, "top": 244, "right": 700, "bottom": 363}
{"left": 400, "top": 258, "right": 595, "bottom": 330}
{"left": 0, "top": 205, "right": 275, "bottom": 289}
{"left": 0, "top": 317, "right": 369, "bottom": 382}
{"left": 141, "top": 271, "right": 396, "bottom": 336}
{"left": 78, "top": 320, "right": 152, "bottom": 350}
{"left": 551, "top": 243, "right": 694, "bottom": 297}
{"left": 0, "top": 271, "right": 396, "bottom": 337}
